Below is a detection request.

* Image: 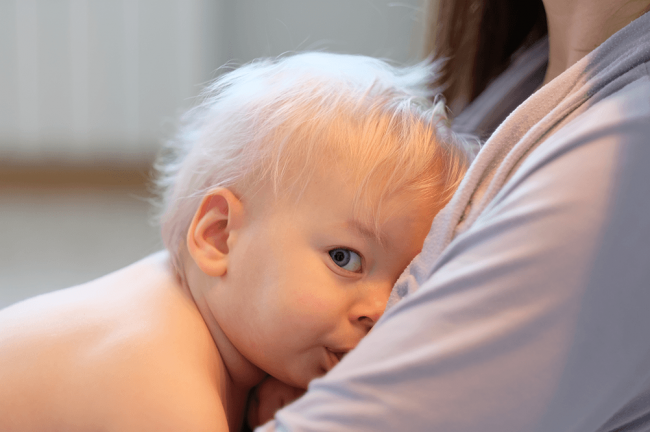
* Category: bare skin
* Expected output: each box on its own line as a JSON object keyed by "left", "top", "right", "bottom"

{"left": 543, "top": 0, "right": 650, "bottom": 85}
{"left": 0, "top": 166, "right": 435, "bottom": 431}
{"left": 247, "top": 376, "right": 305, "bottom": 429}
{"left": 246, "top": 2, "right": 650, "bottom": 425}
{"left": 0, "top": 252, "right": 236, "bottom": 431}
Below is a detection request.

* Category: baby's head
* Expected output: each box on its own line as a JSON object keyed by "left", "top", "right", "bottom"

{"left": 155, "top": 52, "right": 473, "bottom": 388}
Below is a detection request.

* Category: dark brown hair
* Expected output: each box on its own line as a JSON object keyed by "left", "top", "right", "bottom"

{"left": 425, "top": 0, "right": 547, "bottom": 112}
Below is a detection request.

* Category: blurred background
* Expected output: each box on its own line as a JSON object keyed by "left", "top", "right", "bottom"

{"left": 0, "top": 0, "right": 428, "bottom": 309}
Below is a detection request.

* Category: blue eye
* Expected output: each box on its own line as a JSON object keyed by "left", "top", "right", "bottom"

{"left": 329, "top": 248, "right": 362, "bottom": 273}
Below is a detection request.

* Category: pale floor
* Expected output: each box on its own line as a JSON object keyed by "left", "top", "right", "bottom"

{"left": 0, "top": 185, "right": 163, "bottom": 309}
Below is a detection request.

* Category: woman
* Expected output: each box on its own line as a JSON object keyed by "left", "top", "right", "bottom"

{"left": 257, "top": 0, "right": 650, "bottom": 430}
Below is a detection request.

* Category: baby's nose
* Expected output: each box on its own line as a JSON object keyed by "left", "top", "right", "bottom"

{"left": 349, "top": 287, "right": 391, "bottom": 332}
{"left": 356, "top": 311, "right": 382, "bottom": 327}
{"left": 353, "top": 309, "right": 382, "bottom": 334}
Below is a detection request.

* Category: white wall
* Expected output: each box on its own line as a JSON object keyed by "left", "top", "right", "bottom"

{"left": 0, "top": 0, "right": 425, "bottom": 166}
{"left": 222, "top": 0, "right": 425, "bottom": 63}
{"left": 0, "top": 0, "right": 222, "bottom": 165}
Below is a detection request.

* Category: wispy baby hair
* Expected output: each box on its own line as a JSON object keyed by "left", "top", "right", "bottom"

{"left": 155, "top": 52, "right": 475, "bottom": 269}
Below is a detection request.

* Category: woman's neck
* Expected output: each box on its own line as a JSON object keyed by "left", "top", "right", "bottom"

{"left": 542, "top": 0, "right": 650, "bottom": 85}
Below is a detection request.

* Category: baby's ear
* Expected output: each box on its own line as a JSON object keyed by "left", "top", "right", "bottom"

{"left": 186, "top": 188, "right": 244, "bottom": 277}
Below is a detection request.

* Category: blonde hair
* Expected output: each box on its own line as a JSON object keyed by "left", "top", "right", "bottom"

{"left": 154, "top": 52, "right": 475, "bottom": 268}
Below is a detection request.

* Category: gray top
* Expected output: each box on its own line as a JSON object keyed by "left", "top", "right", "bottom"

{"left": 452, "top": 36, "right": 548, "bottom": 140}
{"left": 258, "top": 11, "right": 650, "bottom": 432}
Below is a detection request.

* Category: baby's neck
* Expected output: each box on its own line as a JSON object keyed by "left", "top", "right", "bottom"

{"left": 177, "top": 262, "right": 267, "bottom": 386}
{"left": 173, "top": 254, "right": 267, "bottom": 428}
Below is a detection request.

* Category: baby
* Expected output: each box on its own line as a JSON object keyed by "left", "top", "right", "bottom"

{"left": 0, "top": 53, "right": 471, "bottom": 431}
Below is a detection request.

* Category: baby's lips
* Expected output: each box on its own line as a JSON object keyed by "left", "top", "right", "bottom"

{"left": 326, "top": 347, "right": 350, "bottom": 362}
{"left": 323, "top": 348, "right": 339, "bottom": 372}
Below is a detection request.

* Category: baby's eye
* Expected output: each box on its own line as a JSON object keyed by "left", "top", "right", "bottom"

{"left": 328, "top": 248, "right": 362, "bottom": 273}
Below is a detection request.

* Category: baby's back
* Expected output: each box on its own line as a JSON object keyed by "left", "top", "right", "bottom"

{"left": 0, "top": 252, "right": 227, "bottom": 431}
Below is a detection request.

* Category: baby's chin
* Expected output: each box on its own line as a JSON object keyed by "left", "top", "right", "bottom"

{"left": 279, "top": 374, "right": 311, "bottom": 390}
{"left": 272, "top": 366, "right": 323, "bottom": 390}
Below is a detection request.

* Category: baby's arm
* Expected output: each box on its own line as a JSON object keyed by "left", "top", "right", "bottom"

{"left": 247, "top": 376, "right": 305, "bottom": 429}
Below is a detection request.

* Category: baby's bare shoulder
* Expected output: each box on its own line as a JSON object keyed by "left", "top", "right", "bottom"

{"left": 97, "top": 354, "right": 228, "bottom": 432}
{"left": 0, "top": 252, "right": 224, "bottom": 431}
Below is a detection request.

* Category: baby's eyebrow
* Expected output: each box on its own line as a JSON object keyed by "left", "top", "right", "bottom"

{"left": 348, "top": 219, "right": 389, "bottom": 248}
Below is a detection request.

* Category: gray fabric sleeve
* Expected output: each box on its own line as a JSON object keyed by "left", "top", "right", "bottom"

{"left": 256, "top": 83, "right": 650, "bottom": 432}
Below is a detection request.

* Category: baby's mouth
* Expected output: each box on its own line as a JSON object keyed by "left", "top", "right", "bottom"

{"left": 326, "top": 347, "right": 349, "bottom": 363}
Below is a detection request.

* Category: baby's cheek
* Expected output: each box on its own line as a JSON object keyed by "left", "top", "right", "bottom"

{"left": 292, "top": 291, "right": 338, "bottom": 324}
